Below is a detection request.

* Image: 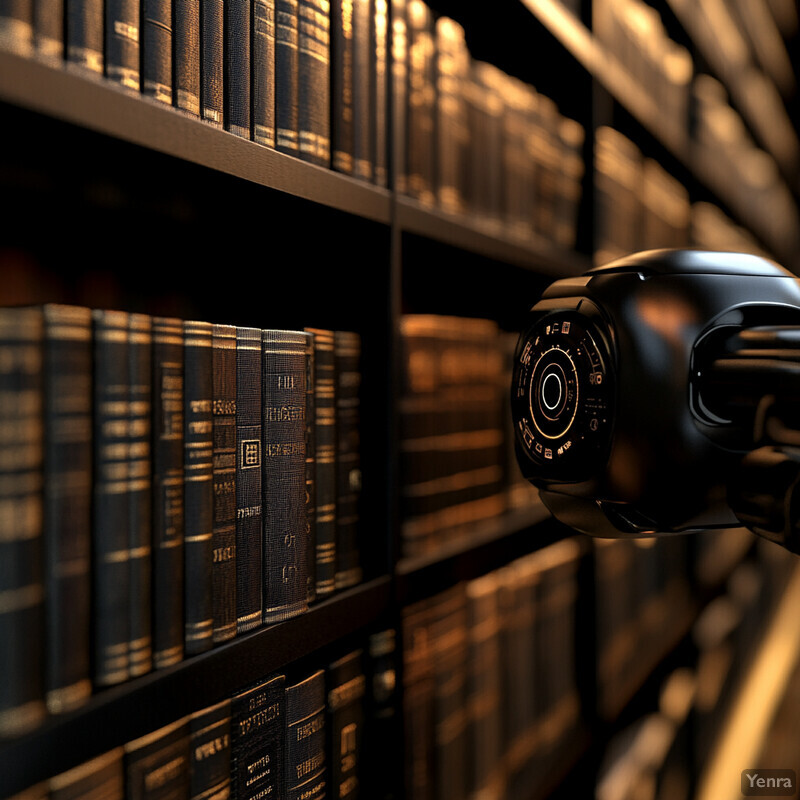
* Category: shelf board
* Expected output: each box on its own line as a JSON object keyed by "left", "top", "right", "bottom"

{"left": 0, "top": 50, "right": 392, "bottom": 225}
{"left": 0, "top": 576, "right": 392, "bottom": 796}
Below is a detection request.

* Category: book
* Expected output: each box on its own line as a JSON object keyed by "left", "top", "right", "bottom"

{"left": 364, "top": 629, "right": 398, "bottom": 800}
{"left": 104, "top": 0, "right": 140, "bottom": 90}
{"left": 0, "top": 307, "right": 45, "bottom": 739}
{"left": 174, "top": 0, "right": 201, "bottom": 114}
{"left": 201, "top": 0, "right": 224, "bottom": 125}
{"left": 49, "top": 748, "right": 125, "bottom": 800}
{"left": 351, "top": 0, "right": 372, "bottom": 182}
{"left": 297, "top": 0, "right": 331, "bottom": 166}
{"left": 211, "top": 323, "right": 237, "bottom": 644}
{"left": 390, "top": 0, "right": 407, "bottom": 194}
{"left": 331, "top": 0, "right": 354, "bottom": 174}
{"left": 42, "top": 305, "right": 92, "bottom": 715}
{"left": 189, "top": 699, "right": 231, "bottom": 800}
{"left": 334, "top": 330, "right": 361, "bottom": 590}
{"left": 125, "top": 718, "right": 191, "bottom": 800}
{"left": 327, "top": 650, "right": 366, "bottom": 800}
{"left": 276, "top": 0, "right": 300, "bottom": 156}
{"left": 183, "top": 320, "right": 214, "bottom": 656}
{"left": 151, "top": 317, "right": 185, "bottom": 670}
{"left": 285, "top": 669, "right": 326, "bottom": 800}
{"left": 33, "top": 0, "right": 62, "bottom": 59}
{"left": 225, "top": 0, "right": 252, "bottom": 138}
{"left": 262, "top": 329, "right": 310, "bottom": 624}
{"left": 372, "top": 0, "right": 388, "bottom": 187}
{"left": 141, "top": 0, "right": 172, "bottom": 103}
{"left": 231, "top": 674, "right": 286, "bottom": 800}
{"left": 305, "top": 328, "right": 336, "bottom": 599}
{"left": 304, "top": 331, "right": 316, "bottom": 605}
{"left": 65, "top": 0, "right": 102, "bottom": 72}
{"left": 236, "top": 326, "right": 263, "bottom": 634}
{"left": 253, "top": 0, "right": 276, "bottom": 146}
{"left": 0, "top": 0, "right": 32, "bottom": 54}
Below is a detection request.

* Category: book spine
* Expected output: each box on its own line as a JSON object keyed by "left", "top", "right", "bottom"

{"left": 0, "top": 308, "right": 45, "bottom": 739}
{"left": 304, "top": 332, "right": 316, "bottom": 605}
{"left": 142, "top": 0, "right": 173, "bottom": 103}
{"left": 92, "top": 309, "right": 131, "bottom": 689}
{"left": 201, "top": 0, "right": 224, "bottom": 125}
{"left": 33, "top": 0, "right": 62, "bottom": 59}
{"left": 174, "top": 0, "right": 201, "bottom": 114}
{"left": 49, "top": 748, "right": 125, "bottom": 800}
{"left": 65, "top": 0, "right": 102, "bottom": 71}
{"left": 334, "top": 330, "right": 361, "bottom": 590}
{"left": 372, "top": 0, "right": 388, "bottom": 187}
{"left": 225, "top": 0, "right": 252, "bottom": 138}
{"left": 151, "top": 317, "right": 185, "bottom": 670}
{"left": 351, "top": 0, "right": 372, "bottom": 182}
{"left": 261, "top": 329, "right": 310, "bottom": 623}
{"left": 330, "top": 0, "right": 354, "bottom": 174}
{"left": 189, "top": 699, "right": 232, "bottom": 800}
{"left": 231, "top": 674, "right": 286, "bottom": 800}
{"left": 389, "top": 0, "right": 407, "bottom": 194}
{"left": 211, "top": 324, "right": 237, "bottom": 644}
{"left": 0, "top": 0, "right": 32, "bottom": 54}
{"left": 105, "top": 0, "right": 140, "bottom": 90}
{"left": 252, "top": 0, "right": 276, "bottom": 146}
{"left": 365, "top": 629, "right": 398, "bottom": 800}
{"left": 128, "top": 314, "right": 153, "bottom": 679}
{"left": 297, "top": 0, "right": 331, "bottom": 167}
{"left": 285, "top": 670, "right": 327, "bottom": 800}
{"left": 327, "top": 650, "right": 366, "bottom": 800}
{"left": 275, "top": 0, "right": 299, "bottom": 156}
{"left": 42, "top": 305, "right": 93, "bottom": 716}
{"left": 183, "top": 320, "right": 214, "bottom": 656}
{"left": 305, "top": 328, "right": 336, "bottom": 599}
{"left": 236, "top": 326, "right": 263, "bottom": 634}
{"left": 125, "top": 718, "right": 191, "bottom": 800}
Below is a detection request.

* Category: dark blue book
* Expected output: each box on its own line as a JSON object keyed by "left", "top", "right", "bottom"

{"left": 275, "top": 0, "right": 299, "bottom": 156}
{"left": 252, "top": 0, "right": 276, "bottom": 147}
{"left": 142, "top": 0, "right": 173, "bottom": 103}
{"left": 225, "top": 0, "right": 251, "bottom": 138}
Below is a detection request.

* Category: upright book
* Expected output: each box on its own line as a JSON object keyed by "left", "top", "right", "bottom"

{"left": 225, "top": 0, "right": 251, "bottom": 138}
{"left": 327, "top": 650, "right": 366, "bottom": 800}
{"left": 201, "top": 0, "right": 224, "bottom": 125}
{"left": 65, "top": 0, "right": 102, "bottom": 72}
{"left": 330, "top": 0, "right": 354, "bottom": 174}
{"left": 141, "top": 0, "right": 172, "bottom": 102}
{"left": 189, "top": 699, "right": 231, "bottom": 800}
{"left": 297, "top": 0, "right": 331, "bottom": 166}
{"left": 351, "top": 0, "right": 372, "bottom": 182}
{"left": 252, "top": 0, "right": 276, "bottom": 146}
{"left": 285, "top": 669, "right": 327, "bottom": 800}
{"left": 276, "top": 0, "right": 300, "bottom": 156}
{"left": 33, "top": 0, "right": 62, "bottom": 59}
{"left": 125, "top": 717, "right": 191, "bottom": 800}
{"left": 49, "top": 748, "right": 125, "bottom": 800}
{"left": 174, "top": 0, "right": 200, "bottom": 114}
{"left": 104, "top": 0, "right": 140, "bottom": 90}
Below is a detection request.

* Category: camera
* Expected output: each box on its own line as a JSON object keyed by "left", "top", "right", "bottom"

{"left": 511, "top": 248, "right": 800, "bottom": 552}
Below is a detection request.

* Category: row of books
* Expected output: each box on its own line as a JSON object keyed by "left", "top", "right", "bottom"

{"left": 398, "top": 314, "right": 543, "bottom": 560}
{"left": 402, "top": 537, "right": 584, "bottom": 800}
{"left": 396, "top": 1, "right": 585, "bottom": 249}
{"left": 5, "top": 627, "right": 397, "bottom": 800}
{"left": 0, "top": 304, "right": 363, "bottom": 740}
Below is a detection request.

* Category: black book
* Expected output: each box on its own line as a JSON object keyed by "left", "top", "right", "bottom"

{"left": 33, "top": 0, "right": 62, "bottom": 59}
{"left": 42, "top": 305, "right": 92, "bottom": 716}
{"left": 285, "top": 669, "right": 326, "bottom": 800}
{"left": 334, "top": 330, "right": 361, "bottom": 590}
{"left": 275, "top": 0, "right": 299, "bottom": 156}
{"left": 201, "top": 0, "right": 224, "bottom": 125}
{"left": 211, "top": 323, "right": 237, "bottom": 644}
{"left": 65, "top": 0, "right": 102, "bottom": 72}
{"left": 327, "top": 650, "right": 365, "bottom": 800}
{"left": 174, "top": 0, "right": 201, "bottom": 115}
{"left": 364, "top": 629, "right": 398, "bottom": 800}
{"left": 236, "top": 326, "right": 263, "bottom": 634}
{"left": 390, "top": 0, "right": 407, "bottom": 194}
{"left": 0, "top": 307, "right": 45, "bottom": 739}
{"left": 297, "top": 0, "right": 330, "bottom": 166}
{"left": 330, "top": 0, "right": 354, "bottom": 175}
{"left": 305, "top": 328, "right": 336, "bottom": 599}
{"left": 142, "top": 0, "right": 173, "bottom": 103}
{"left": 0, "top": 0, "right": 32, "bottom": 54}
{"left": 189, "top": 699, "right": 232, "bottom": 800}
{"left": 125, "top": 718, "right": 191, "bottom": 800}
{"left": 231, "top": 674, "right": 286, "bottom": 800}
{"left": 151, "top": 317, "right": 185, "bottom": 670}
{"left": 262, "top": 329, "right": 310, "bottom": 624}
{"left": 183, "top": 320, "right": 214, "bottom": 656}
{"left": 372, "top": 0, "right": 388, "bottom": 187}
{"left": 92, "top": 309, "right": 132, "bottom": 688}
{"left": 49, "top": 748, "right": 125, "bottom": 800}
{"left": 304, "top": 331, "right": 316, "bottom": 605}
{"left": 252, "top": 0, "right": 276, "bottom": 147}
{"left": 225, "top": 0, "right": 251, "bottom": 138}
{"left": 105, "top": 0, "right": 140, "bottom": 90}
{"left": 351, "top": 0, "right": 372, "bottom": 182}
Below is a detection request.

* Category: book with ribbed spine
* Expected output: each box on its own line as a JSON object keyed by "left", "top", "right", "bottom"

{"left": 304, "top": 331, "right": 316, "bottom": 605}
{"left": 151, "top": 317, "right": 185, "bottom": 670}
{"left": 174, "top": 0, "right": 201, "bottom": 114}
{"left": 0, "top": 307, "right": 45, "bottom": 739}
{"left": 236, "top": 326, "right": 262, "bottom": 634}
{"left": 262, "top": 329, "right": 310, "bottom": 623}
{"left": 142, "top": 0, "right": 172, "bottom": 103}
{"left": 125, "top": 717, "right": 191, "bottom": 800}
{"left": 352, "top": 0, "right": 372, "bottom": 182}
{"left": 183, "top": 320, "right": 214, "bottom": 655}
{"left": 66, "top": 0, "right": 102, "bottom": 72}
{"left": 105, "top": 0, "right": 140, "bottom": 90}
{"left": 92, "top": 309, "right": 132, "bottom": 688}
{"left": 212, "top": 324, "right": 237, "bottom": 643}
{"left": 201, "top": 0, "right": 224, "bottom": 125}
{"left": 189, "top": 699, "right": 231, "bottom": 800}
{"left": 327, "top": 650, "right": 365, "bottom": 800}
{"left": 331, "top": 0, "right": 354, "bottom": 174}
{"left": 128, "top": 313, "right": 153, "bottom": 679}
{"left": 276, "top": 0, "right": 299, "bottom": 155}
{"left": 253, "top": 0, "right": 276, "bottom": 146}
{"left": 226, "top": 0, "right": 251, "bottom": 138}
{"left": 334, "top": 330, "right": 361, "bottom": 590}
{"left": 372, "top": 0, "right": 388, "bottom": 187}
{"left": 49, "top": 748, "right": 124, "bottom": 800}
{"left": 231, "top": 674, "right": 285, "bottom": 800}
{"left": 305, "top": 328, "right": 336, "bottom": 599}
{"left": 390, "top": 0, "right": 407, "bottom": 194}
{"left": 0, "top": 0, "right": 32, "bottom": 54}
{"left": 297, "top": 0, "right": 330, "bottom": 166}
{"left": 286, "top": 669, "right": 326, "bottom": 800}
{"left": 42, "top": 305, "right": 92, "bottom": 716}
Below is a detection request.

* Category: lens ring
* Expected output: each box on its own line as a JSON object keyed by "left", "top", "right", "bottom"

{"left": 539, "top": 363, "right": 567, "bottom": 419}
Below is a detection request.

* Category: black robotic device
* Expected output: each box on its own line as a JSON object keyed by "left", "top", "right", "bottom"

{"left": 511, "top": 248, "right": 800, "bottom": 553}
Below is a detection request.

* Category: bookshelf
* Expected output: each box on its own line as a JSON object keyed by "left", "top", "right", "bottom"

{"left": 1, "top": 0, "right": 799, "bottom": 798}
